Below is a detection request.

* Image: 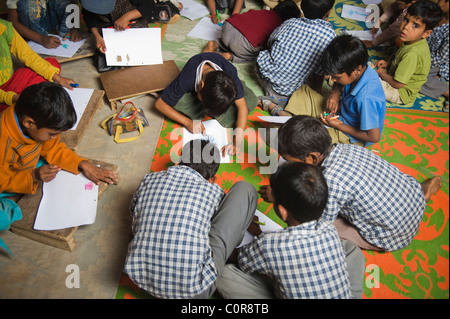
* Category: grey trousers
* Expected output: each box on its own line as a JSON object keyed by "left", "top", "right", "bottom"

{"left": 216, "top": 239, "right": 366, "bottom": 299}
{"left": 218, "top": 21, "right": 261, "bottom": 63}
{"left": 193, "top": 181, "right": 258, "bottom": 298}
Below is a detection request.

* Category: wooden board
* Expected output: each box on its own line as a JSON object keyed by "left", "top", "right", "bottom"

{"left": 100, "top": 60, "right": 180, "bottom": 110}
{"left": 37, "top": 32, "right": 96, "bottom": 63}
{"left": 60, "top": 89, "right": 104, "bottom": 151}
{"left": 10, "top": 160, "right": 119, "bottom": 251}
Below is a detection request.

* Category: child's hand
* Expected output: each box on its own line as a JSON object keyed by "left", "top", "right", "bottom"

{"left": 64, "top": 29, "right": 83, "bottom": 42}
{"left": 258, "top": 185, "right": 274, "bottom": 203}
{"left": 320, "top": 113, "right": 342, "bottom": 128}
{"left": 33, "top": 164, "right": 61, "bottom": 183}
{"left": 210, "top": 13, "right": 219, "bottom": 24}
{"left": 41, "top": 35, "right": 61, "bottom": 49}
{"left": 376, "top": 59, "right": 388, "bottom": 69}
{"left": 247, "top": 216, "right": 263, "bottom": 236}
{"left": 78, "top": 161, "right": 118, "bottom": 185}
{"left": 95, "top": 37, "right": 107, "bottom": 53}
{"left": 187, "top": 120, "right": 206, "bottom": 134}
{"left": 326, "top": 93, "right": 340, "bottom": 114}
{"left": 52, "top": 73, "right": 77, "bottom": 91}
{"left": 114, "top": 16, "right": 131, "bottom": 31}
{"left": 371, "top": 26, "right": 379, "bottom": 35}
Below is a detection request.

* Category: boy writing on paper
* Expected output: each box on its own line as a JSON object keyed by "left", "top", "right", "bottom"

{"left": 7, "top": 0, "right": 83, "bottom": 49}
{"left": 125, "top": 139, "right": 257, "bottom": 299}
{"left": 217, "top": 161, "right": 365, "bottom": 299}
{"left": 259, "top": 115, "right": 442, "bottom": 251}
{"left": 0, "top": 18, "right": 76, "bottom": 112}
{"left": 155, "top": 52, "right": 257, "bottom": 156}
{"left": 0, "top": 82, "right": 118, "bottom": 197}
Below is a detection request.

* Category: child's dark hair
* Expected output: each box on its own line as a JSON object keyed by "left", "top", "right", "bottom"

{"left": 200, "top": 71, "right": 237, "bottom": 118}
{"left": 179, "top": 139, "right": 221, "bottom": 180}
{"left": 273, "top": 0, "right": 301, "bottom": 21}
{"left": 14, "top": 82, "right": 76, "bottom": 131}
{"left": 278, "top": 115, "right": 332, "bottom": 161}
{"left": 270, "top": 162, "right": 328, "bottom": 223}
{"left": 301, "top": 0, "right": 335, "bottom": 19}
{"left": 321, "top": 34, "right": 369, "bottom": 76}
{"left": 407, "top": 0, "right": 443, "bottom": 30}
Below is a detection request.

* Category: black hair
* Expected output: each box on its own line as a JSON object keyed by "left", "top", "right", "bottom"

{"left": 321, "top": 34, "right": 369, "bottom": 76}
{"left": 179, "top": 139, "right": 221, "bottom": 180}
{"left": 407, "top": 0, "right": 443, "bottom": 30}
{"left": 301, "top": 0, "right": 335, "bottom": 19}
{"left": 200, "top": 71, "right": 237, "bottom": 118}
{"left": 270, "top": 161, "right": 328, "bottom": 223}
{"left": 273, "top": 0, "right": 302, "bottom": 21}
{"left": 14, "top": 82, "right": 76, "bottom": 131}
{"left": 278, "top": 115, "right": 332, "bottom": 161}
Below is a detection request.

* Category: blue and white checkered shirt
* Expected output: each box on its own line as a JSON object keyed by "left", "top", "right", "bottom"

{"left": 257, "top": 18, "right": 336, "bottom": 96}
{"left": 124, "top": 165, "right": 225, "bottom": 299}
{"left": 427, "top": 23, "right": 449, "bottom": 81}
{"left": 321, "top": 144, "right": 426, "bottom": 251}
{"left": 238, "top": 219, "right": 353, "bottom": 299}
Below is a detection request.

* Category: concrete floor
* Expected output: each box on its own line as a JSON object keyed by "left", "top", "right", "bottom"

{"left": 0, "top": 56, "right": 164, "bottom": 298}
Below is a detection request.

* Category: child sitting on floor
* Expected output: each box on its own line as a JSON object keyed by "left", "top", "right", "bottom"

{"left": 124, "top": 139, "right": 257, "bottom": 299}
{"left": 203, "top": 0, "right": 301, "bottom": 63}
{"left": 265, "top": 35, "right": 386, "bottom": 147}
{"left": 259, "top": 115, "right": 442, "bottom": 251}
{"left": 80, "top": 0, "right": 180, "bottom": 72}
{"left": 419, "top": 0, "right": 449, "bottom": 112}
{"left": 207, "top": 0, "right": 245, "bottom": 24}
{"left": 0, "top": 18, "right": 76, "bottom": 112}
{"left": 0, "top": 82, "right": 118, "bottom": 196}
{"left": 375, "top": 0, "right": 443, "bottom": 105}
{"left": 155, "top": 52, "right": 257, "bottom": 156}
{"left": 7, "top": 0, "right": 83, "bottom": 49}
{"left": 255, "top": 0, "right": 336, "bottom": 102}
{"left": 217, "top": 161, "right": 365, "bottom": 299}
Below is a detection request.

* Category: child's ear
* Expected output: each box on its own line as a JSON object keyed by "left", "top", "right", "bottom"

{"left": 421, "top": 29, "right": 433, "bottom": 39}
{"left": 21, "top": 116, "right": 35, "bottom": 129}
{"left": 276, "top": 204, "right": 289, "bottom": 222}
{"left": 305, "top": 152, "right": 323, "bottom": 165}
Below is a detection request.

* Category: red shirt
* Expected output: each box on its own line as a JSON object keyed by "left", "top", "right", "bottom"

{"left": 226, "top": 10, "right": 283, "bottom": 48}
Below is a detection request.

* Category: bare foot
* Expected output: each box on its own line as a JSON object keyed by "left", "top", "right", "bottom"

{"left": 203, "top": 40, "right": 219, "bottom": 52}
{"left": 421, "top": 176, "right": 442, "bottom": 202}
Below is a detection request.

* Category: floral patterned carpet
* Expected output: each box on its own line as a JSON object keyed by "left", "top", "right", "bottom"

{"left": 115, "top": 0, "right": 448, "bottom": 299}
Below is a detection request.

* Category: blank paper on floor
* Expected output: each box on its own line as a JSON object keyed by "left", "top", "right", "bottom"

{"left": 102, "top": 28, "right": 163, "bottom": 66}
{"left": 34, "top": 170, "right": 99, "bottom": 231}
{"left": 182, "top": 119, "right": 230, "bottom": 163}
{"left": 27, "top": 36, "right": 86, "bottom": 58}
{"left": 64, "top": 87, "right": 94, "bottom": 130}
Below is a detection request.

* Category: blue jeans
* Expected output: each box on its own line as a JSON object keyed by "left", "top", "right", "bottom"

{"left": 16, "top": 0, "right": 77, "bottom": 37}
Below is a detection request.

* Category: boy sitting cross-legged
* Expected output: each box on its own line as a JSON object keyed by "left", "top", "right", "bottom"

{"left": 259, "top": 115, "right": 442, "bottom": 251}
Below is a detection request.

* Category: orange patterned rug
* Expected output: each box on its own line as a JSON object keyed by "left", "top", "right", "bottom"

{"left": 115, "top": 107, "right": 449, "bottom": 299}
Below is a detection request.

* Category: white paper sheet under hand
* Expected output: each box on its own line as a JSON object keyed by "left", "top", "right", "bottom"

{"left": 182, "top": 119, "right": 230, "bottom": 163}
{"left": 341, "top": 4, "right": 370, "bottom": 22}
{"left": 34, "top": 170, "right": 99, "bottom": 231}
{"left": 102, "top": 28, "right": 163, "bottom": 66}
{"left": 180, "top": 0, "right": 210, "bottom": 20}
{"left": 237, "top": 210, "right": 284, "bottom": 248}
{"left": 187, "top": 17, "right": 222, "bottom": 41}
{"left": 27, "top": 36, "right": 86, "bottom": 58}
{"left": 63, "top": 87, "right": 94, "bottom": 130}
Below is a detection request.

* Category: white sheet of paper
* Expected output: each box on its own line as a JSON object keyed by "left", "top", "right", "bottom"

{"left": 102, "top": 28, "right": 163, "bottom": 66}
{"left": 34, "top": 170, "right": 99, "bottom": 231}
{"left": 180, "top": 0, "right": 210, "bottom": 20}
{"left": 258, "top": 116, "right": 291, "bottom": 124}
{"left": 27, "top": 36, "right": 86, "bottom": 58}
{"left": 63, "top": 87, "right": 94, "bottom": 130}
{"left": 341, "top": 4, "right": 370, "bottom": 22}
{"left": 187, "top": 17, "right": 222, "bottom": 41}
{"left": 182, "top": 119, "right": 230, "bottom": 163}
{"left": 237, "top": 210, "right": 284, "bottom": 248}
{"left": 343, "top": 29, "right": 387, "bottom": 45}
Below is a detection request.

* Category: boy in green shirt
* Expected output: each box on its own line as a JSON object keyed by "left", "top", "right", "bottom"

{"left": 375, "top": 0, "right": 443, "bottom": 105}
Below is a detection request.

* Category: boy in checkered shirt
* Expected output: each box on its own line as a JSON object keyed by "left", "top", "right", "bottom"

{"left": 124, "top": 139, "right": 257, "bottom": 298}
{"left": 259, "top": 115, "right": 442, "bottom": 251}
{"left": 217, "top": 161, "right": 365, "bottom": 299}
